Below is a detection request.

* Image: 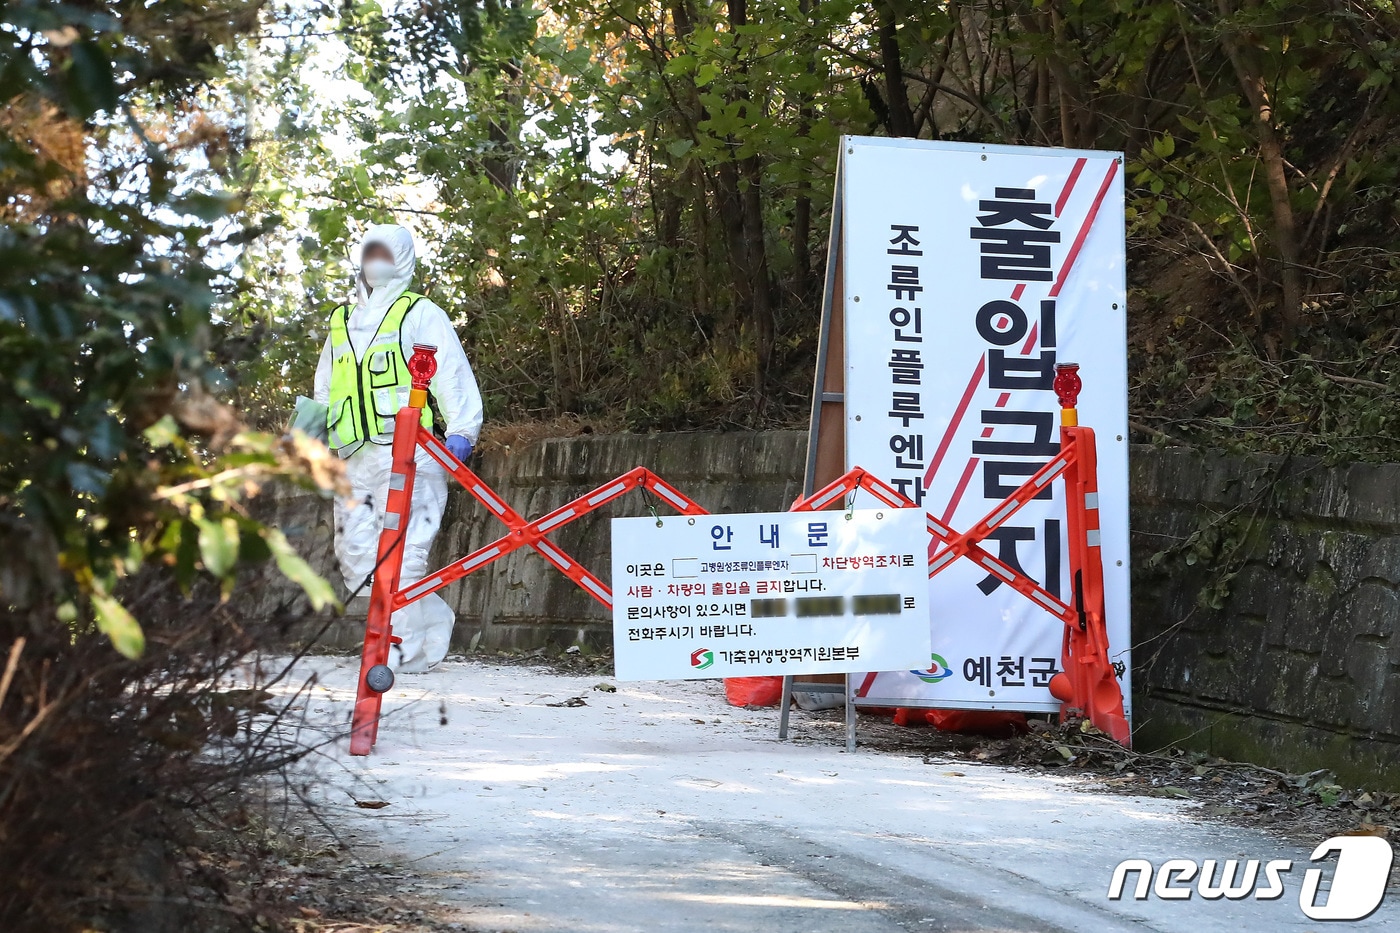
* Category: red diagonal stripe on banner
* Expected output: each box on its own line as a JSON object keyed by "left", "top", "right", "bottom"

{"left": 1049, "top": 160, "right": 1117, "bottom": 299}
{"left": 923, "top": 161, "right": 1091, "bottom": 496}
{"left": 1055, "top": 157, "right": 1088, "bottom": 216}
{"left": 1020, "top": 321, "right": 1039, "bottom": 356}
{"left": 938, "top": 323, "right": 1038, "bottom": 521}
{"left": 941, "top": 456, "right": 980, "bottom": 525}
{"left": 864, "top": 160, "right": 1102, "bottom": 708}
{"left": 922, "top": 354, "right": 986, "bottom": 488}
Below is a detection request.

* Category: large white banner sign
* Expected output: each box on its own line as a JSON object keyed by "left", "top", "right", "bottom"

{"left": 611, "top": 509, "right": 931, "bottom": 681}
{"left": 840, "top": 137, "right": 1131, "bottom": 715}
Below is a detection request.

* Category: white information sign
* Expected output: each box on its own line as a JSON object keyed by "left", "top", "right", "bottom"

{"left": 611, "top": 509, "right": 932, "bottom": 681}
{"left": 839, "top": 136, "right": 1131, "bottom": 715}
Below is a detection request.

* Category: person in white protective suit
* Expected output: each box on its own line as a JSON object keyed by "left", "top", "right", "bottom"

{"left": 312, "top": 224, "right": 483, "bottom": 672}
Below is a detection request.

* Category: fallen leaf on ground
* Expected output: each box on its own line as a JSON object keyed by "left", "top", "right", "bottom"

{"left": 1146, "top": 786, "right": 1191, "bottom": 799}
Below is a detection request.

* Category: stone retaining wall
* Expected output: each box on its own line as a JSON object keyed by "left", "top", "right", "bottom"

{"left": 259, "top": 432, "right": 809, "bottom": 653}
{"left": 1130, "top": 447, "right": 1400, "bottom": 788}
{"left": 259, "top": 433, "right": 1400, "bottom": 787}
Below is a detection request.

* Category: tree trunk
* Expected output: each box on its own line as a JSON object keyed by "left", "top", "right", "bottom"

{"left": 875, "top": 2, "right": 916, "bottom": 137}
{"left": 1046, "top": 8, "right": 1080, "bottom": 147}
{"left": 712, "top": 0, "right": 776, "bottom": 404}
{"left": 1217, "top": 0, "right": 1304, "bottom": 340}
{"left": 1034, "top": 58, "right": 1051, "bottom": 144}
{"left": 792, "top": 0, "right": 816, "bottom": 302}
{"left": 794, "top": 190, "right": 812, "bottom": 302}
{"left": 740, "top": 153, "right": 775, "bottom": 379}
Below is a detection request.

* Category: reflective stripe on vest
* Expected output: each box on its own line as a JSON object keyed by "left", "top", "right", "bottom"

{"left": 326, "top": 291, "right": 434, "bottom": 456}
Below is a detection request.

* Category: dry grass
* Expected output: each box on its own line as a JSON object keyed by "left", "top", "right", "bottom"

{"left": 0, "top": 569, "right": 343, "bottom": 933}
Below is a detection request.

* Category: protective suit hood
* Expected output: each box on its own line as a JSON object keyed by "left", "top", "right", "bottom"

{"left": 354, "top": 223, "right": 417, "bottom": 315}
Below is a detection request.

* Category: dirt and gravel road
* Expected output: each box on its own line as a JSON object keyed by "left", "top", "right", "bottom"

{"left": 273, "top": 658, "right": 1398, "bottom": 932}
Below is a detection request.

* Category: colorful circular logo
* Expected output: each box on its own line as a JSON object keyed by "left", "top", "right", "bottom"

{"left": 912, "top": 653, "right": 952, "bottom": 683}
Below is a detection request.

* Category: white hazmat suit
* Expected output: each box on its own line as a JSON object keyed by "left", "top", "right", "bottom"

{"left": 313, "top": 224, "right": 484, "bottom": 672}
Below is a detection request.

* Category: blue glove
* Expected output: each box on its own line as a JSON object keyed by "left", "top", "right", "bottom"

{"left": 445, "top": 434, "right": 473, "bottom": 462}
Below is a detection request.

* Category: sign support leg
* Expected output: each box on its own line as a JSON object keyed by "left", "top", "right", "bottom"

{"left": 780, "top": 156, "right": 856, "bottom": 747}
{"left": 349, "top": 345, "right": 439, "bottom": 756}
{"left": 778, "top": 675, "right": 794, "bottom": 739}
{"left": 844, "top": 673, "right": 856, "bottom": 752}
{"left": 1056, "top": 425, "right": 1130, "bottom": 744}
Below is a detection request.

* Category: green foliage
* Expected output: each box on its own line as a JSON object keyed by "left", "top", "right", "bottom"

{"left": 265, "top": 525, "right": 339, "bottom": 610}
{"left": 216, "top": 0, "right": 1400, "bottom": 457}
{"left": 233, "top": 0, "right": 873, "bottom": 428}
{"left": 1131, "top": 317, "right": 1400, "bottom": 461}
{"left": 92, "top": 593, "right": 145, "bottom": 660}
{"left": 0, "top": 0, "right": 338, "bottom": 656}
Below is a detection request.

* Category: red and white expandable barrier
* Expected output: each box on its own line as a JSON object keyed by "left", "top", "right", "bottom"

{"left": 349, "top": 349, "right": 1128, "bottom": 754}
{"left": 349, "top": 345, "right": 710, "bottom": 755}
{"left": 789, "top": 362, "right": 1129, "bottom": 744}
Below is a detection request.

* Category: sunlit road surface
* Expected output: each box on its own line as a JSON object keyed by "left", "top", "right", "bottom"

{"left": 280, "top": 658, "right": 1398, "bottom": 932}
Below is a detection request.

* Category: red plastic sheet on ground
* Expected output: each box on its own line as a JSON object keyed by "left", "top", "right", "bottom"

{"left": 724, "top": 677, "right": 784, "bottom": 707}
{"left": 926, "top": 708, "right": 1028, "bottom": 737}
{"left": 888, "top": 707, "right": 1029, "bottom": 737}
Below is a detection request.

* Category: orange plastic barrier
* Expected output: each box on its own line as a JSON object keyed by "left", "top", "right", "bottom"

{"left": 349, "top": 348, "right": 1127, "bottom": 753}
{"left": 788, "top": 363, "right": 1130, "bottom": 746}
{"left": 724, "top": 677, "right": 785, "bottom": 708}
{"left": 349, "top": 345, "right": 709, "bottom": 755}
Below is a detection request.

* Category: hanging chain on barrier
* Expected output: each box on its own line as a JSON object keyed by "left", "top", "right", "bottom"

{"left": 640, "top": 484, "right": 663, "bottom": 527}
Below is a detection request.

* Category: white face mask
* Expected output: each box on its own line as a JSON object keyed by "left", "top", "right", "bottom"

{"left": 361, "top": 257, "right": 397, "bottom": 289}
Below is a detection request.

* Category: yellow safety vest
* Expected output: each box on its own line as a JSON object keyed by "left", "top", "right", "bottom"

{"left": 326, "top": 291, "right": 434, "bottom": 456}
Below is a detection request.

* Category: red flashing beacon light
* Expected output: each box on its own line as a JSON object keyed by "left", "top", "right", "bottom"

{"left": 1053, "top": 362, "right": 1081, "bottom": 426}
{"left": 407, "top": 345, "right": 437, "bottom": 410}
{"left": 408, "top": 344, "right": 438, "bottom": 387}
